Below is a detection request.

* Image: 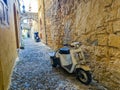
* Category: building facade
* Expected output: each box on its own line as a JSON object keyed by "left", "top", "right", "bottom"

{"left": 0, "top": 0, "right": 20, "bottom": 89}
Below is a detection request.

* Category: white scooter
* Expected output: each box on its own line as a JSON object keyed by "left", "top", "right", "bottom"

{"left": 49, "top": 42, "right": 92, "bottom": 85}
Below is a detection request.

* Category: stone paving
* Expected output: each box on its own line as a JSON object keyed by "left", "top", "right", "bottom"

{"left": 9, "top": 39, "right": 106, "bottom": 90}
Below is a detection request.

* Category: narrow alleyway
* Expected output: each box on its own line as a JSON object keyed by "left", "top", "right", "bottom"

{"left": 9, "top": 39, "right": 105, "bottom": 90}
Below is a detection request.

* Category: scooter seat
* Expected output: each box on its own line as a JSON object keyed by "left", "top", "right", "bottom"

{"left": 59, "top": 47, "right": 70, "bottom": 54}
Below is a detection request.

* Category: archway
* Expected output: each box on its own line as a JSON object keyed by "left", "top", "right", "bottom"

{"left": 20, "top": 12, "right": 38, "bottom": 23}
{"left": 21, "top": 18, "right": 39, "bottom": 40}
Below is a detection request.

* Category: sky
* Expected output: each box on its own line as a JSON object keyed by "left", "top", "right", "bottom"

{"left": 20, "top": 0, "right": 38, "bottom": 13}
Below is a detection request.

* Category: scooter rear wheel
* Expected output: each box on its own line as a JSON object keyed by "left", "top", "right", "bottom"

{"left": 76, "top": 68, "right": 92, "bottom": 85}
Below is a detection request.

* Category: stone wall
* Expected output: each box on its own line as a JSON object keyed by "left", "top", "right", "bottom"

{"left": 38, "top": 0, "right": 47, "bottom": 44}
{"left": 45, "top": 0, "right": 65, "bottom": 49}
{"left": 0, "top": 0, "right": 20, "bottom": 90}
{"left": 39, "top": 0, "right": 120, "bottom": 89}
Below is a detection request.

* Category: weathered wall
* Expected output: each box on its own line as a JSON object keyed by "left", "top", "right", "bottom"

{"left": 0, "top": 0, "right": 20, "bottom": 90}
{"left": 44, "top": 0, "right": 64, "bottom": 49}
{"left": 39, "top": 0, "right": 120, "bottom": 89}
{"left": 38, "top": 0, "right": 47, "bottom": 44}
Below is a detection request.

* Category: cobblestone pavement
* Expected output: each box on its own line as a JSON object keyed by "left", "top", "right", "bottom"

{"left": 9, "top": 39, "right": 106, "bottom": 90}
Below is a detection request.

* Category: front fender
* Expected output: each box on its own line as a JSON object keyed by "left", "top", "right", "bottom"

{"left": 76, "top": 65, "right": 91, "bottom": 71}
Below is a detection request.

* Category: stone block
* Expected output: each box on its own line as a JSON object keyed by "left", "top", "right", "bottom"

{"left": 106, "top": 22, "right": 113, "bottom": 34}
{"left": 113, "top": 20, "right": 120, "bottom": 33}
{"left": 108, "top": 58, "right": 120, "bottom": 75}
{"left": 94, "top": 46, "right": 108, "bottom": 57}
{"left": 116, "top": 32, "right": 120, "bottom": 36}
{"left": 108, "top": 34, "right": 120, "bottom": 48}
{"left": 109, "top": 48, "right": 120, "bottom": 57}
{"left": 97, "top": 34, "right": 108, "bottom": 46}
{"left": 117, "top": 8, "right": 120, "bottom": 18}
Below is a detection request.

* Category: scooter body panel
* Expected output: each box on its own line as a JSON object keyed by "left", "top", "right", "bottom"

{"left": 76, "top": 64, "right": 91, "bottom": 71}
{"left": 58, "top": 54, "right": 73, "bottom": 73}
{"left": 59, "top": 54, "right": 72, "bottom": 66}
{"left": 58, "top": 51, "right": 78, "bottom": 73}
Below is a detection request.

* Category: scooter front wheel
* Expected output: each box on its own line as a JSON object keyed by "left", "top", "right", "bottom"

{"left": 76, "top": 68, "right": 92, "bottom": 85}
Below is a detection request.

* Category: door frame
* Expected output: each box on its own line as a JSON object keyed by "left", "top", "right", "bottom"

{"left": 13, "top": 3, "right": 19, "bottom": 48}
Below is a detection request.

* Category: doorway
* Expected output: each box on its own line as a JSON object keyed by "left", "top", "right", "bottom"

{"left": 13, "top": 4, "right": 19, "bottom": 48}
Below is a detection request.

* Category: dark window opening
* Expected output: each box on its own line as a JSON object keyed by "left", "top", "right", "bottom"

{"left": 3, "top": 0, "right": 7, "bottom": 5}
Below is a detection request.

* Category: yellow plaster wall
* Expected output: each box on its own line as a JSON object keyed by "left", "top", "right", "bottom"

{"left": 0, "top": 0, "right": 20, "bottom": 90}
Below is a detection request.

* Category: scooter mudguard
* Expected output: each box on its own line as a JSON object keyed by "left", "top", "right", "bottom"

{"left": 76, "top": 65, "right": 91, "bottom": 71}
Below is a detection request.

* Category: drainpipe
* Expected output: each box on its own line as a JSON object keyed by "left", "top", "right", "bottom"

{"left": 43, "top": 0, "right": 47, "bottom": 45}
